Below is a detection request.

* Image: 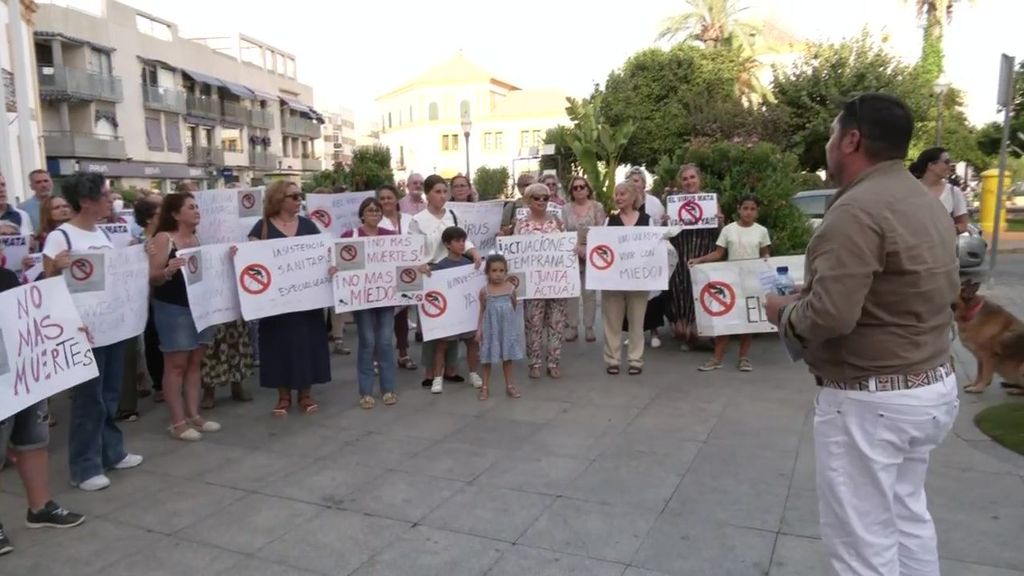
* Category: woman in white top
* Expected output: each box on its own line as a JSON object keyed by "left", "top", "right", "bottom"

{"left": 909, "top": 147, "right": 968, "bottom": 234}
{"left": 42, "top": 172, "right": 144, "bottom": 492}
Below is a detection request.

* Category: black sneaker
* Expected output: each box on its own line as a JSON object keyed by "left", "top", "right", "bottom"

{"left": 443, "top": 374, "right": 465, "bottom": 383}
{"left": 25, "top": 501, "right": 85, "bottom": 529}
{"left": 0, "top": 522, "right": 12, "bottom": 556}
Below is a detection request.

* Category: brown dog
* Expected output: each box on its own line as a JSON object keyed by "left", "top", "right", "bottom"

{"left": 954, "top": 279, "right": 1024, "bottom": 394}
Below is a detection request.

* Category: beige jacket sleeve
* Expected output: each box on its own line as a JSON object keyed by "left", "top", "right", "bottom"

{"left": 784, "top": 202, "right": 885, "bottom": 345}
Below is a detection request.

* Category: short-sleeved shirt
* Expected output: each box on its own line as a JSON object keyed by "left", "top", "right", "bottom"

{"left": 715, "top": 222, "right": 771, "bottom": 261}
{"left": 938, "top": 183, "right": 968, "bottom": 219}
{"left": 432, "top": 255, "right": 472, "bottom": 271}
{"left": 42, "top": 222, "right": 114, "bottom": 256}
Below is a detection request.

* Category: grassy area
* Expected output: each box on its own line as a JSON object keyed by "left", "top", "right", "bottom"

{"left": 1008, "top": 220, "right": 1024, "bottom": 233}
{"left": 975, "top": 402, "right": 1024, "bottom": 456}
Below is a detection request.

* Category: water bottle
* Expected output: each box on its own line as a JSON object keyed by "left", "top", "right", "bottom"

{"left": 775, "top": 266, "right": 797, "bottom": 296}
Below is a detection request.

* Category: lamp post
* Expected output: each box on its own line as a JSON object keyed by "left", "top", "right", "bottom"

{"left": 461, "top": 117, "right": 472, "bottom": 177}
{"left": 932, "top": 77, "right": 951, "bottom": 146}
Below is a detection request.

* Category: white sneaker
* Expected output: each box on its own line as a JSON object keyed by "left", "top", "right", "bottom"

{"left": 651, "top": 336, "right": 662, "bottom": 349}
{"left": 190, "top": 419, "right": 221, "bottom": 433}
{"left": 430, "top": 377, "right": 443, "bottom": 394}
{"left": 112, "top": 453, "right": 144, "bottom": 470}
{"left": 73, "top": 474, "right": 111, "bottom": 492}
{"left": 468, "top": 372, "right": 483, "bottom": 389}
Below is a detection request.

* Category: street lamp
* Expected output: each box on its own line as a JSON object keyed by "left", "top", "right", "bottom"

{"left": 932, "top": 77, "right": 951, "bottom": 146}
{"left": 461, "top": 117, "right": 472, "bottom": 178}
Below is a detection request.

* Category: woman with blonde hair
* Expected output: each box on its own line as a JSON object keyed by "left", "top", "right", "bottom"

{"left": 561, "top": 176, "right": 605, "bottom": 342}
{"left": 243, "top": 180, "right": 331, "bottom": 416}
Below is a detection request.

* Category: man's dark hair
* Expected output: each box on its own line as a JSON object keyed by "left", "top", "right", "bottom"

{"left": 738, "top": 193, "right": 761, "bottom": 208}
{"left": 441, "top": 225, "right": 467, "bottom": 245}
{"left": 837, "top": 93, "right": 914, "bottom": 162}
{"left": 62, "top": 172, "right": 106, "bottom": 212}
{"left": 133, "top": 195, "right": 160, "bottom": 228}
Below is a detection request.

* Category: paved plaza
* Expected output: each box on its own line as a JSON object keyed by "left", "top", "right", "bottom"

{"left": 1, "top": 265, "right": 1023, "bottom": 575}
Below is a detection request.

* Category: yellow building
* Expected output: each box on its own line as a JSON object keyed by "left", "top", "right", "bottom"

{"left": 376, "top": 52, "right": 569, "bottom": 181}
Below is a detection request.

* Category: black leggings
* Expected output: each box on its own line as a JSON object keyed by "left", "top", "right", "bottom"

{"left": 144, "top": 305, "right": 164, "bottom": 391}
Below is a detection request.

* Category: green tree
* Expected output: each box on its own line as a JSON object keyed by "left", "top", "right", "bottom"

{"left": 601, "top": 44, "right": 758, "bottom": 168}
{"left": 305, "top": 164, "right": 350, "bottom": 193}
{"left": 473, "top": 166, "right": 510, "bottom": 201}
{"left": 907, "top": 0, "right": 970, "bottom": 82}
{"left": 653, "top": 142, "right": 813, "bottom": 254}
{"left": 348, "top": 145, "right": 394, "bottom": 191}
{"left": 563, "top": 94, "right": 635, "bottom": 208}
{"left": 976, "top": 60, "right": 1024, "bottom": 160}
{"left": 656, "top": 0, "right": 758, "bottom": 49}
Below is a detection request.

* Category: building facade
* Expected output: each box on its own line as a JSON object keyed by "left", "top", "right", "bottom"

{"left": 34, "top": 0, "right": 322, "bottom": 193}
{"left": 1, "top": 0, "right": 44, "bottom": 204}
{"left": 316, "top": 107, "right": 356, "bottom": 169}
{"left": 376, "top": 53, "right": 569, "bottom": 182}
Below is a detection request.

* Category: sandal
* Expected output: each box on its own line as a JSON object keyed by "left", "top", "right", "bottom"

{"left": 137, "top": 387, "right": 152, "bottom": 399}
{"left": 737, "top": 358, "right": 753, "bottom": 372}
{"left": 272, "top": 391, "right": 291, "bottom": 417}
{"left": 187, "top": 416, "right": 221, "bottom": 432}
{"left": 585, "top": 328, "right": 596, "bottom": 342}
{"left": 529, "top": 366, "right": 542, "bottom": 379}
{"left": 169, "top": 421, "right": 202, "bottom": 441}
{"left": 382, "top": 392, "right": 398, "bottom": 406}
{"left": 606, "top": 365, "right": 620, "bottom": 375}
{"left": 506, "top": 383, "right": 521, "bottom": 399}
{"left": 298, "top": 391, "right": 319, "bottom": 414}
{"left": 478, "top": 385, "right": 489, "bottom": 401}
{"left": 231, "top": 382, "right": 253, "bottom": 402}
{"left": 397, "top": 356, "right": 418, "bottom": 370}
{"left": 153, "top": 390, "right": 165, "bottom": 403}
{"left": 628, "top": 366, "right": 643, "bottom": 376}
{"left": 115, "top": 409, "right": 138, "bottom": 422}
{"left": 200, "top": 389, "right": 216, "bottom": 410}
{"left": 565, "top": 327, "right": 578, "bottom": 342}
{"left": 547, "top": 366, "right": 561, "bottom": 379}
{"left": 359, "top": 395, "right": 375, "bottom": 410}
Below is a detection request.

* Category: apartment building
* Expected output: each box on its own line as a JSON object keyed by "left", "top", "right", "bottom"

{"left": 317, "top": 108, "right": 357, "bottom": 168}
{"left": 376, "top": 52, "right": 569, "bottom": 180}
{"left": 34, "top": 0, "right": 322, "bottom": 192}
{"left": 1, "top": 0, "right": 44, "bottom": 204}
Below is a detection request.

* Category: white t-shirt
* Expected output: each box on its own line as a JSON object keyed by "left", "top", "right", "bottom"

{"left": 379, "top": 212, "right": 415, "bottom": 235}
{"left": 42, "top": 222, "right": 114, "bottom": 257}
{"left": 938, "top": 184, "right": 968, "bottom": 218}
{"left": 644, "top": 194, "right": 665, "bottom": 224}
{"left": 716, "top": 222, "right": 771, "bottom": 261}
{"left": 409, "top": 207, "right": 476, "bottom": 264}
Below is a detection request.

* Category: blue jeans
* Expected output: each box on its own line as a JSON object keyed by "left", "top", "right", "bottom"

{"left": 69, "top": 340, "right": 127, "bottom": 483}
{"left": 354, "top": 307, "right": 396, "bottom": 396}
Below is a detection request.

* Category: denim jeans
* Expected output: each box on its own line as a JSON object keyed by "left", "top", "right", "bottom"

{"left": 69, "top": 340, "right": 128, "bottom": 483}
{"left": 354, "top": 307, "right": 396, "bottom": 396}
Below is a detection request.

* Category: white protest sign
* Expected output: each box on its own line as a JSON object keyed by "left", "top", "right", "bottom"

{"left": 233, "top": 234, "right": 333, "bottom": 321}
{"left": 447, "top": 201, "right": 503, "bottom": 254}
{"left": 115, "top": 209, "right": 137, "bottom": 229}
{"left": 64, "top": 245, "right": 149, "bottom": 348}
{"left": 0, "top": 235, "right": 30, "bottom": 272}
{"left": 332, "top": 235, "right": 426, "bottom": 313}
{"left": 515, "top": 202, "right": 562, "bottom": 221}
{"left": 195, "top": 187, "right": 264, "bottom": 244}
{"left": 584, "top": 227, "right": 671, "bottom": 291}
{"left": 690, "top": 255, "right": 805, "bottom": 337}
{"left": 305, "top": 191, "right": 377, "bottom": 237}
{"left": 98, "top": 223, "right": 133, "bottom": 248}
{"left": 20, "top": 253, "right": 43, "bottom": 283}
{"left": 419, "top": 265, "right": 487, "bottom": 341}
{"left": 666, "top": 193, "right": 719, "bottom": 228}
{"left": 496, "top": 232, "right": 580, "bottom": 299}
{"left": 178, "top": 244, "right": 242, "bottom": 332}
{"left": 0, "top": 277, "right": 99, "bottom": 421}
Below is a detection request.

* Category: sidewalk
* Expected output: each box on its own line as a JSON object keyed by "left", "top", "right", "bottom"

{"left": 985, "top": 229, "right": 1024, "bottom": 253}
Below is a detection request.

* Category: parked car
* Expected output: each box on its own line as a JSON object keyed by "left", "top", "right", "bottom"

{"left": 791, "top": 188, "right": 986, "bottom": 269}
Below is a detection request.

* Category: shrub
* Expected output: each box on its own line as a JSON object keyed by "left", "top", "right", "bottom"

{"left": 473, "top": 166, "right": 510, "bottom": 201}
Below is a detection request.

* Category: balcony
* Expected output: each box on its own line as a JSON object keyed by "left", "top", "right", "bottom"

{"left": 221, "top": 100, "right": 248, "bottom": 126}
{"left": 43, "top": 131, "right": 126, "bottom": 159}
{"left": 248, "top": 108, "right": 274, "bottom": 130}
{"left": 301, "top": 156, "right": 322, "bottom": 171}
{"left": 282, "top": 116, "right": 321, "bottom": 138}
{"left": 185, "top": 94, "right": 219, "bottom": 121}
{"left": 187, "top": 145, "right": 213, "bottom": 165}
{"left": 38, "top": 66, "right": 123, "bottom": 102}
{"left": 211, "top": 147, "right": 227, "bottom": 166}
{"left": 251, "top": 150, "right": 279, "bottom": 170}
{"left": 142, "top": 85, "right": 186, "bottom": 114}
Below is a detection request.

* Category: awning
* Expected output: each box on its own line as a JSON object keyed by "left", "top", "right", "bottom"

{"left": 137, "top": 56, "right": 175, "bottom": 70}
{"left": 249, "top": 87, "right": 278, "bottom": 102}
{"left": 181, "top": 68, "right": 224, "bottom": 87}
{"left": 221, "top": 79, "right": 254, "bottom": 99}
{"left": 279, "top": 95, "right": 311, "bottom": 114}
{"left": 306, "top": 106, "right": 325, "bottom": 124}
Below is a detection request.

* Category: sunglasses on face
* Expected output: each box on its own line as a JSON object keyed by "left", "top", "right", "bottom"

{"left": 571, "top": 184, "right": 588, "bottom": 191}
{"left": 531, "top": 195, "right": 549, "bottom": 202}
{"left": 285, "top": 193, "right": 301, "bottom": 200}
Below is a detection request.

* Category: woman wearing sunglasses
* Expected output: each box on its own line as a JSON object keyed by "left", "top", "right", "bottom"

{"left": 909, "top": 147, "right": 968, "bottom": 234}
{"left": 561, "top": 176, "right": 605, "bottom": 343}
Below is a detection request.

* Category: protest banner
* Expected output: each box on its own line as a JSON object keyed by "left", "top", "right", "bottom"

{"left": 447, "top": 200, "right": 503, "bottom": 254}
{"left": 690, "top": 255, "right": 805, "bottom": 336}
{"left": 332, "top": 235, "right": 426, "bottom": 313}
{"left": 20, "top": 253, "right": 43, "bottom": 283}
{"left": 584, "top": 227, "right": 671, "bottom": 291}
{"left": 0, "top": 235, "right": 30, "bottom": 272}
{"left": 115, "top": 209, "right": 137, "bottom": 229}
{"left": 666, "top": 193, "right": 719, "bottom": 228}
{"left": 233, "top": 234, "right": 333, "bottom": 320}
{"left": 0, "top": 277, "right": 99, "bottom": 421}
{"left": 515, "top": 202, "right": 562, "bottom": 221}
{"left": 178, "top": 244, "right": 242, "bottom": 331}
{"left": 98, "top": 222, "right": 133, "bottom": 248}
{"left": 419, "top": 265, "right": 487, "bottom": 341}
{"left": 496, "top": 232, "right": 580, "bottom": 299}
{"left": 305, "top": 191, "right": 377, "bottom": 237}
{"left": 195, "top": 187, "right": 264, "bottom": 244}
{"left": 63, "top": 245, "right": 149, "bottom": 348}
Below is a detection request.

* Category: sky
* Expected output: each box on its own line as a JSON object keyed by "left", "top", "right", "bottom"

{"left": 48, "top": 0, "right": 1024, "bottom": 130}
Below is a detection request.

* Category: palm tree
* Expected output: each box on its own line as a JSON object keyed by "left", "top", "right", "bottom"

{"left": 655, "top": 0, "right": 759, "bottom": 51}
{"left": 906, "top": 0, "right": 970, "bottom": 79}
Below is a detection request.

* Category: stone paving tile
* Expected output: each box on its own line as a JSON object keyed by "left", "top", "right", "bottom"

{"left": 632, "top": 512, "right": 776, "bottom": 576}
{"left": 421, "top": 485, "right": 553, "bottom": 543}
{"left": 103, "top": 537, "right": 245, "bottom": 576}
{"left": 779, "top": 487, "right": 820, "bottom": 539}
{"left": 452, "top": 416, "right": 542, "bottom": 452}
{"left": 330, "top": 432, "right": 436, "bottom": 470}
{"left": 180, "top": 493, "right": 321, "bottom": 554}
{"left": 340, "top": 470, "right": 465, "bottom": 523}
{"left": 563, "top": 451, "right": 684, "bottom": 512}
{"left": 481, "top": 398, "right": 572, "bottom": 424}
{"left": 255, "top": 456, "right": 384, "bottom": 508}
{"left": 393, "top": 440, "right": 502, "bottom": 482}
{"left": 486, "top": 544, "right": 629, "bottom": 576}
{"left": 475, "top": 452, "right": 591, "bottom": 496}
{"left": 519, "top": 497, "right": 660, "bottom": 565}
{"left": 107, "top": 479, "right": 246, "bottom": 535}
{"left": 0, "top": 517, "right": 162, "bottom": 576}
{"left": 217, "top": 557, "right": 323, "bottom": 576}
{"left": 350, "top": 525, "right": 507, "bottom": 576}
